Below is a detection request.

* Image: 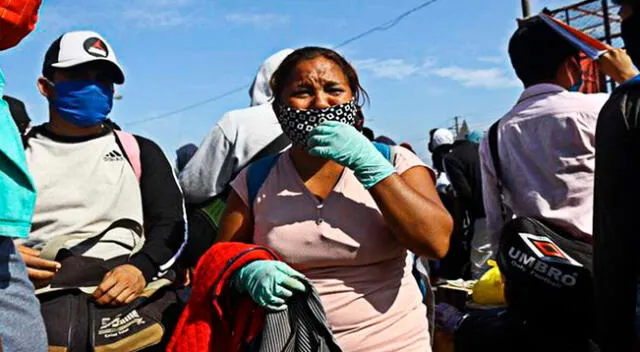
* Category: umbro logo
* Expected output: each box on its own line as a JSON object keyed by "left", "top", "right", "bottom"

{"left": 104, "top": 150, "right": 124, "bottom": 162}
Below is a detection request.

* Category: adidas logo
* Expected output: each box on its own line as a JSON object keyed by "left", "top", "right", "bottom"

{"left": 104, "top": 150, "right": 124, "bottom": 162}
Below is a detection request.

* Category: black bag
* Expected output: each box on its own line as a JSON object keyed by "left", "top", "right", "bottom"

{"left": 496, "top": 217, "right": 593, "bottom": 326}
{"left": 38, "top": 220, "right": 181, "bottom": 352}
{"left": 487, "top": 121, "right": 594, "bottom": 330}
{"left": 41, "top": 286, "right": 178, "bottom": 352}
{"left": 182, "top": 133, "right": 290, "bottom": 267}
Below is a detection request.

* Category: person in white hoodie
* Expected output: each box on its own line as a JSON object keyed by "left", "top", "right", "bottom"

{"left": 179, "top": 49, "right": 293, "bottom": 204}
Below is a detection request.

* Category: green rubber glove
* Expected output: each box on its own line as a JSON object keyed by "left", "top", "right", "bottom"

{"left": 234, "top": 260, "right": 307, "bottom": 311}
{"left": 308, "top": 121, "right": 397, "bottom": 189}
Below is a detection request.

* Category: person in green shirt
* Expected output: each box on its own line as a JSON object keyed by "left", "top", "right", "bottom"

{"left": 0, "top": 1, "right": 48, "bottom": 351}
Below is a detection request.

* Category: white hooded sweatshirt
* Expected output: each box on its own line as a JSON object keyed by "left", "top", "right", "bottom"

{"left": 249, "top": 49, "right": 294, "bottom": 107}
{"left": 179, "top": 49, "right": 293, "bottom": 203}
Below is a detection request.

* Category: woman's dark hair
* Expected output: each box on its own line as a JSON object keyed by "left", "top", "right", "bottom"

{"left": 362, "top": 127, "right": 375, "bottom": 141}
{"left": 269, "top": 47, "right": 369, "bottom": 107}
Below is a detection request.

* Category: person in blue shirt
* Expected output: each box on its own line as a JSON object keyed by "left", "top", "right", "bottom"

{"left": 0, "top": 0, "right": 48, "bottom": 351}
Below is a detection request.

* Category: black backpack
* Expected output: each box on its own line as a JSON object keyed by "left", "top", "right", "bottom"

{"left": 487, "top": 121, "right": 594, "bottom": 332}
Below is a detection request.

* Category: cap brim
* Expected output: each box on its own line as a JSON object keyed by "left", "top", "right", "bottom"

{"left": 51, "top": 58, "right": 125, "bottom": 84}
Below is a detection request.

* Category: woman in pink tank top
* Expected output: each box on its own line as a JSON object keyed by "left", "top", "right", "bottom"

{"left": 218, "top": 47, "right": 453, "bottom": 352}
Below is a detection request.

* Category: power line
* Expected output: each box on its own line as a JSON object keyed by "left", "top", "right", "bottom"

{"left": 333, "top": 0, "right": 440, "bottom": 49}
{"left": 126, "top": 0, "right": 442, "bottom": 126}
{"left": 128, "top": 84, "right": 250, "bottom": 126}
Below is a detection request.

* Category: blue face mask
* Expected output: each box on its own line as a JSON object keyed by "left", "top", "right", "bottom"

{"left": 53, "top": 80, "right": 114, "bottom": 127}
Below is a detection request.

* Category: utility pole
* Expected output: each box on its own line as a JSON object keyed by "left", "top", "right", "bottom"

{"left": 521, "top": 0, "right": 532, "bottom": 18}
{"left": 454, "top": 116, "right": 460, "bottom": 136}
{"left": 601, "top": 0, "right": 613, "bottom": 45}
{"left": 601, "top": 0, "right": 616, "bottom": 92}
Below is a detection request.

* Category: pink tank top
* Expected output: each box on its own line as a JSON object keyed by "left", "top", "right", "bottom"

{"left": 231, "top": 147, "right": 434, "bottom": 352}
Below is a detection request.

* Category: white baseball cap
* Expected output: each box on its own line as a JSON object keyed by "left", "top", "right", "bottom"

{"left": 430, "top": 128, "right": 455, "bottom": 149}
{"left": 42, "top": 30, "right": 125, "bottom": 84}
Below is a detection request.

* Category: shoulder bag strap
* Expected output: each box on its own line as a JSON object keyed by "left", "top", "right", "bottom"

{"left": 250, "top": 133, "right": 290, "bottom": 164}
{"left": 488, "top": 121, "right": 508, "bottom": 221}
{"left": 39, "top": 219, "right": 144, "bottom": 260}
{"left": 247, "top": 154, "right": 281, "bottom": 213}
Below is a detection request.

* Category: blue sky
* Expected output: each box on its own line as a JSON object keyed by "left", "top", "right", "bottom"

{"left": 1, "top": 0, "right": 608, "bottom": 162}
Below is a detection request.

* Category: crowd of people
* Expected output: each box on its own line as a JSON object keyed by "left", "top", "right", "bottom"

{"left": 2, "top": 0, "right": 640, "bottom": 351}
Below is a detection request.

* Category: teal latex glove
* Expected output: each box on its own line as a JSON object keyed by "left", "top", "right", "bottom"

{"left": 308, "top": 121, "right": 396, "bottom": 189}
{"left": 234, "top": 260, "right": 307, "bottom": 311}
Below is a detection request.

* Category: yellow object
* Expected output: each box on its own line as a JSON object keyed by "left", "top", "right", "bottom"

{"left": 471, "top": 260, "right": 506, "bottom": 305}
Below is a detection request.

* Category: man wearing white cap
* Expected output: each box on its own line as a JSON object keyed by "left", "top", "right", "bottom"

{"left": 428, "top": 128, "right": 455, "bottom": 191}
{"left": 16, "top": 30, "right": 186, "bottom": 350}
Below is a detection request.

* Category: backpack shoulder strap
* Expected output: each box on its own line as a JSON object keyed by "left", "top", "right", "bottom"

{"left": 488, "top": 120, "right": 508, "bottom": 221}
{"left": 372, "top": 142, "right": 392, "bottom": 162}
{"left": 21, "top": 124, "right": 41, "bottom": 148}
{"left": 487, "top": 121, "right": 502, "bottom": 182}
{"left": 250, "top": 133, "right": 290, "bottom": 164}
{"left": 114, "top": 130, "right": 142, "bottom": 183}
{"left": 246, "top": 154, "right": 281, "bottom": 212}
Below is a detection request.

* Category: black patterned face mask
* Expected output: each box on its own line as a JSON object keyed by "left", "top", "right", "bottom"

{"left": 275, "top": 99, "right": 358, "bottom": 148}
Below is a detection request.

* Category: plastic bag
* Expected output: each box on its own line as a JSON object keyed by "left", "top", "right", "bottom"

{"left": 471, "top": 260, "right": 506, "bottom": 305}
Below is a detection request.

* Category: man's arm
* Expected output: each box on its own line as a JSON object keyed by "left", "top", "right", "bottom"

{"left": 597, "top": 48, "right": 639, "bottom": 84}
{"left": 15, "top": 245, "right": 60, "bottom": 289}
{"left": 478, "top": 138, "right": 504, "bottom": 252}
{"left": 131, "top": 136, "right": 187, "bottom": 281}
{"left": 179, "top": 120, "right": 236, "bottom": 204}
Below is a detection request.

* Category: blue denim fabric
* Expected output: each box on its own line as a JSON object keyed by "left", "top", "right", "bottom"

{"left": 0, "top": 238, "right": 47, "bottom": 351}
